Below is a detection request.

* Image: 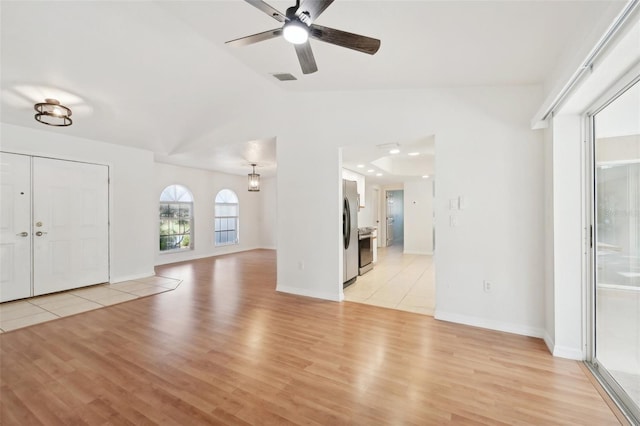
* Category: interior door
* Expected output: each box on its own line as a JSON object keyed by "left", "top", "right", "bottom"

{"left": 33, "top": 157, "right": 109, "bottom": 295}
{"left": 0, "top": 153, "right": 32, "bottom": 302}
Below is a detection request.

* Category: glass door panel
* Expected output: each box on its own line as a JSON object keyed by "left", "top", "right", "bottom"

{"left": 593, "top": 80, "right": 640, "bottom": 417}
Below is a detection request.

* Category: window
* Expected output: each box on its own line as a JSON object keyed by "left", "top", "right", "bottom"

{"left": 215, "top": 189, "right": 239, "bottom": 246}
{"left": 159, "top": 184, "right": 194, "bottom": 252}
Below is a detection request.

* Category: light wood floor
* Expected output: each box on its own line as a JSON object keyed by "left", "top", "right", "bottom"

{"left": 0, "top": 250, "right": 620, "bottom": 425}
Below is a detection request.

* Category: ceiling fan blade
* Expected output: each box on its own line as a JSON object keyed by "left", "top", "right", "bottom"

{"left": 296, "top": 0, "right": 334, "bottom": 23}
{"left": 310, "top": 24, "right": 380, "bottom": 55}
{"left": 226, "top": 28, "right": 282, "bottom": 47}
{"left": 294, "top": 42, "right": 318, "bottom": 74}
{"left": 244, "top": 0, "right": 286, "bottom": 22}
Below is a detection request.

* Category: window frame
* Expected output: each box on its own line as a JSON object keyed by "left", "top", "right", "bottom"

{"left": 214, "top": 189, "right": 239, "bottom": 247}
{"left": 159, "top": 184, "right": 194, "bottom": 253}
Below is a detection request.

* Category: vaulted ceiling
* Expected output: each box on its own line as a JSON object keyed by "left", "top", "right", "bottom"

{"left": 0, "top": 1, "right": 624, "bottom": 179}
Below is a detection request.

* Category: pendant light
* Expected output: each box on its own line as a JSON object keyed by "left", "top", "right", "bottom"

{"left": 248, "top": 163, "right": 260, "bottom": 192}
{"left": 34, "top": 98, "right": 72, "bottom": 126}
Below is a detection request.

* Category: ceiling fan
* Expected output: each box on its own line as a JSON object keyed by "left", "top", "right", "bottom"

{"left": 226, "top": 0, "right": 381, "bottom": 75}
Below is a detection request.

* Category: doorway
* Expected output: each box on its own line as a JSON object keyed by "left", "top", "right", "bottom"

{"left": 0, "top": 153, "right": 110, "bottom": 302}
{"left": 385, "top": 189, "right": 404, "bottom": 247}
{"left": 588, "top": 78, "right": 640, "bottom": 420}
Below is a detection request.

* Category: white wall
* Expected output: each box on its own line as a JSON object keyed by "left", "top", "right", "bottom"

{"left": 275, "top": 86, "right": 546, "bottom": 338}
{"left": 543, "top": 126, "right": 556, "bottom": 351}
{"left": 0, "top": 123, "right": 155, "bottom": 282}
{"left": 433, "top": 88, "right": 545, "bottom": 338}
{"left": 259, "top": 176, "right": 277, "bottom": 250}
{"left": 154, "top": 162, "right": 268, "bottom": 265}
{"left": 277, "top": 133, "right": 342, "bottom": 301}
{"left": 404, "top": 179, "right": 433, "bottom": 255}
{"left": 550, "top": 114, "right": 585, "bottom": 359}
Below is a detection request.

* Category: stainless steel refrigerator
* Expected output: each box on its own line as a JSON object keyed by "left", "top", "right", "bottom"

{"left": 343, "top": 179, "right": 359, "bottom": 287}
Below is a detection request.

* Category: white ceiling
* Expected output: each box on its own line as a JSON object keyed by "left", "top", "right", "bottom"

{"left": 342, "top": 136, "right": 435, "bottom": 185}
{"left": 0, "top": 1, "right": 623, "bottom": 179}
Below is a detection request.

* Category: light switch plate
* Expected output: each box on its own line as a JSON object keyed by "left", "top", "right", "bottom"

{"left": 458, "top": 196, "right": 467, "bottom": 210}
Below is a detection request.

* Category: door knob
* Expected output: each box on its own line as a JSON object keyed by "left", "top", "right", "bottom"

{"left": 16, "top": 232, "right": 28, "bottom": 237}
{"left": 35, "top": 231, "right": 47, "bottom": 237}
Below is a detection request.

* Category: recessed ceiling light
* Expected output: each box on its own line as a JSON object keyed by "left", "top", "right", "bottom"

{"left": 376, "top": 173, "right": 383, "bottom": 177}
{"left": 367, "top": 169, "right": 375, "bottom": 173}
{"left": 422, "top": 175, "right": 429, "bottom": 179}
{"left": 356, "top": 164, "right": 365, "bottom": 168}
{"left": 408, "top": 152, "right": 419, "bottom": 156}
{"left": 389, "top": 149, "right": 400, "bottom": 154}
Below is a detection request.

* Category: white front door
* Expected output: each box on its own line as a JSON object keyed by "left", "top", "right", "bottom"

{"left": 33, "top": 157, "right": 109, "bottom": 295}
{"left": 0, "top": 153, "right": 32, "bottom": 302}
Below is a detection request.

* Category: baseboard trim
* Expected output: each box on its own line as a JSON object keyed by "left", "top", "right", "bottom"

{"left": 154, "top": 247, "right": 271, "bottom": 266}
{"left": 536, "top": 330, "right": 584, "bottom": 360}
{"left": 276, "top": 284, "right": 341, "bottom": 302}
{"left": 552, "top": 345, "right": 584, "bottom": 360}
{"left": 542, "top": 331, "right": 555, "bottom": 355}
{"left": 110, "top": 271, "right": 155, "bottom": 283}
{"left": 434, "top": 310, "right": 545, "bottom": 339}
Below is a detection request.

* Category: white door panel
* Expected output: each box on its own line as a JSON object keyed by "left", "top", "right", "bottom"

{"left": 0, "top": 153, "right": 32, "bottom": 302}
{"left": 33, "top": 157, "right": 109, "bottom": 295}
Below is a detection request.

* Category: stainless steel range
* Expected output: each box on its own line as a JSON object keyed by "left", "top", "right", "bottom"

{"left": 358, "top": 227, "right": 374, "bottom": 275}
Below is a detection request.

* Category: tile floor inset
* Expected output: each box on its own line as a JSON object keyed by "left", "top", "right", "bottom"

{"left": 1, "top": 311, "right": 59, "bottom": 331}
{"left": 47, "top": 301, "right": 104, "bottom": 317}
{"left": 0, "top": 302, "right": 48, "bottom": 322}
{"left": 0, "top": 275, "right": 182, "bottom": 332}
{"left": 344, "top": 244, "right": 435, "bottom": 316}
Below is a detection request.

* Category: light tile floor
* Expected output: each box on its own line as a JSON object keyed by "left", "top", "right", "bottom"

{"left": 0, "top": 276, "right": 181, "bottom": 333}
{"left": 344, "top": 244, "right": 435, "bottom": 315}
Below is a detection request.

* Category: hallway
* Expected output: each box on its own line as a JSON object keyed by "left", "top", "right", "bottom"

{"left": 343, "top": 244, "right": 435, "bottom": 315}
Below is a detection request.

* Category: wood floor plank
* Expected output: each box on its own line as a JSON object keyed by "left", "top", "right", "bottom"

{"left": 0, "top": 249, "right": 621, "bottom": 425}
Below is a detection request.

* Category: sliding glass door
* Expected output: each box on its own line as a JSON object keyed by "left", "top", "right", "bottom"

{"left": 591, "top": 79, "right": 640, "bottom": 421}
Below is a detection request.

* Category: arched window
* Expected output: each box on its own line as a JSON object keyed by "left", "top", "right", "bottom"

{"left": 159, "top": 184, "right": 194, "bottom": 252}
{"left": 215, "top": 189, "right": 239, "bottom": 246}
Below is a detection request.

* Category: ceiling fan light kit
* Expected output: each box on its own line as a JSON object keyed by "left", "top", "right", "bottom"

{"left": 226, "top": 0, "right": 381, "bottom": 75}
{"left": 34, "top": 98, "right": 72, "bottom": 126}
{"left": 283, "top": 20, "right": 309, "bottom": 44}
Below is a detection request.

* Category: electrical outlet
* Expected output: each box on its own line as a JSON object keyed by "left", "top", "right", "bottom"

{"left": 483, "top": 281, "right": 492, "bottom": 293}
{"left": 298, "top": 261, "right": 305, "bottom": 270}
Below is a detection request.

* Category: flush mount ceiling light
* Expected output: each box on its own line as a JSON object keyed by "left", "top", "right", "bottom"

{"left": 408, "top": 152, "right": 420, "bottom": 156}
{"left": 248, "top": 163, "right": 260, "bottom": 192}
{"left": 389, "top": 149, "right": 400, "bottom": 154}
{"left": 34, "top": 98, "right": 72, "bottom": 126}
{"left": 376, "top": 142, "right": 399, "bottom": 151}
